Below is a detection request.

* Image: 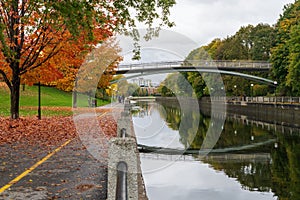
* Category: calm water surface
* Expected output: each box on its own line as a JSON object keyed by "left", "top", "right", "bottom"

{"left": 132, "top": 101, "right": 300, "bottom": 200}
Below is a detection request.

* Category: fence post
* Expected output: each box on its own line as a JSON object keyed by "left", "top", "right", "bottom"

{"left": 116, "top": 161, "right": 128, "bottom": 200}
{"left": 121, "top": 128, "right": 126, "bottom": 139}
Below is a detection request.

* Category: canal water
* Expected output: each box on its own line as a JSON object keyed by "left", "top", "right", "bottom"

{"left": 132, "top": 101, "right": 300, "bottom": 200}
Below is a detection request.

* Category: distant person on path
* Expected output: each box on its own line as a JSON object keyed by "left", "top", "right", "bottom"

{"left": 121, "top": 95, "right": 125, "bottom": 104}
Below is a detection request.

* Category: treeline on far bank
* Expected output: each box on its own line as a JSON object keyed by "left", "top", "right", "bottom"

{"left": 158, "top": 1, "right": 300, "bottom": 98}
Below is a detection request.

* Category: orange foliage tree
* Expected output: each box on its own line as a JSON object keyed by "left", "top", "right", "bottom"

{"left": 0, "top": 0, "right": 175, "bottom": 119}
{"left": 75, "top": 37, "right": 121, "bottom": 93}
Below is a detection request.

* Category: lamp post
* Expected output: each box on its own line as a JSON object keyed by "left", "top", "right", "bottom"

{"left": 38, "top": 81, "right": 41, "bottom": 120}
{"left": 274, "top": 81, "right": 278, "bottom": 106}
{"left": 250, "top": 83, "right": 254, "bottom": 102}
{"left": 234, "top": 85, "right": 237, "bottom": 97}
{"left": 87, "top": 76, "right": 93, "bottom": 107}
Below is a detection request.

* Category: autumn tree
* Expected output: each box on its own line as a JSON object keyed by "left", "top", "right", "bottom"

{"left": 75, "top": 38, "right": 121, "bottom": 100}
{"left": 0, "top": 0, "right": 175, "bottom": 119}
{"left": 43, "top": 27, "right": 115, "bottom": 94}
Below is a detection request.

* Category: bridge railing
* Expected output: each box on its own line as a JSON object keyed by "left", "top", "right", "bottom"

{"left": 117, "top": 60, "right": 271, "bottom": 71}
{"left": 186, "top": 60, "right": 271, "bottom": 69}
{"left": 117, "top": 61, "right": 184, "bottom": 70}
{"left": 247, "top": 96, "right": 300, "bottom": 104}
{"left": 211, "top": 96, "right": 300, "bottom": 104}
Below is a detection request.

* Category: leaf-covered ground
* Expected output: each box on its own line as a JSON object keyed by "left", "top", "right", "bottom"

{"left": 0, "top": 113, "right": 117, "bottom": 147}
{"left": 0, "top": 109, "right": 119, "bottom": 199}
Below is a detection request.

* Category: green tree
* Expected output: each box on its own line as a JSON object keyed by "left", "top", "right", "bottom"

{"left": 250, "top": 24, "right": 276, "bottom": 60}
{"left": 216, "top": 35, "right": 248, "bottom": 60}
{"left": 271, "top": 1, "right": 300, "bottom": 95}
{"left": 215, "top": 24, "right": 275, "bottom": 61}
{"left": 127, "top": 83, "right": 140, "bottom": 96}
{"left": 182, "top": 23, "right": 275, "bottom": 98}
{"left": 285, "top": 24, "right": 300, "bottom": 95}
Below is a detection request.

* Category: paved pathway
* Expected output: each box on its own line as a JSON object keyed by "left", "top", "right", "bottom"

{"left": 0, "top": 137, "right": 108, "bottom": 200}
{"left": 0, "top": 103, "right": 125, "bottom": 200}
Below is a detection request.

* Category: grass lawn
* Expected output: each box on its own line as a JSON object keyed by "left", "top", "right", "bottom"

{"left": 0, "top": 84, "right": 110, "bottom": 117}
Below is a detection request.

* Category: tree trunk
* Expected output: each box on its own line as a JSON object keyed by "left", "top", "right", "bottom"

{"left": 73, "top": 90, "right": 77, "bottom": 108}
{"left": 73, "top": 79, "right": 77, "bottom": 108}
{"left": 10, "top": 71, "right": 21, "bottom": 119}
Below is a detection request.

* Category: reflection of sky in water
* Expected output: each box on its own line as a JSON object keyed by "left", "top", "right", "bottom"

{"left": 134, "top": 103, "right": 276, "bottom": 200}
{"left": 133, "top": 106, "right": 185, "bottom": 149}
{"left": 141, "top": 157, "right": 275, "bottom": 200}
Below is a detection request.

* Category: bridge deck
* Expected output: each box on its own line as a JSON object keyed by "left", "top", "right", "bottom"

{"left": 116, "top": 60, "right": 271, "bottom": 74}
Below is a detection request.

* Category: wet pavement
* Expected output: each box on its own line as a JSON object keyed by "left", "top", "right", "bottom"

{"left": 0, "top": 137, "right": 108, "bottom": 200}
{"left": 0, "top": 102, "right": 148, "bottom": 200}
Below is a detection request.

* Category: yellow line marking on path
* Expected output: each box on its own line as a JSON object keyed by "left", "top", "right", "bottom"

{"left": 0, "top": 110, "right": 112, "bottom": 194}
{"left": 0, "top": 139, "right": 72, "bottom": 194}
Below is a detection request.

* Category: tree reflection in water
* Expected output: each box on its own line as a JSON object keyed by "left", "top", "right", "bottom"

{"left": 134, "top": 101, "right": 300, "bottom": 199}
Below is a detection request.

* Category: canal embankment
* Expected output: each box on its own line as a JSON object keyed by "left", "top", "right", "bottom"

{"left": 107, "top": 101, "right": 148, "bottom": 200}
{"left": 155, "top": 96, "right": 300, "bottom": 129}
{"left": 132, "top": 98, "right": 283, "bottom": 200}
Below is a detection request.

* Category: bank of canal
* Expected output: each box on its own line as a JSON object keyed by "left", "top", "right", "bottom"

{"left": 132, "top": 98, "right": 300, "bottom": 200}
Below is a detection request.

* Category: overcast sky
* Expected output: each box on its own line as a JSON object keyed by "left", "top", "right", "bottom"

{"left": 169, "top": 0, "right": 294, "bottom": 45}
{"left": 119, "top": 0, "right": 294, "bottom": 62}
{"left": 118, "top": 0, "right": 295, "bottom": 83}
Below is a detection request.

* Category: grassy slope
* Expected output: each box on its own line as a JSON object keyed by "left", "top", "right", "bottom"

{"left": 0, "top": 85, "right": 110, "bottom": 117}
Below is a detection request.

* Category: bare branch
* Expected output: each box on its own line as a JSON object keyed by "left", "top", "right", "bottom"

{"left": 20, "top": 44, "right": 62, "bottom": 75}
{"left": 0, "top": 69, "right": 12, "bottom": 90}
{"left": 19, "top": 0, "right": 26, "bottom": 50}
{"left": 21, "top": 31, "right": 45, "bottom": 69}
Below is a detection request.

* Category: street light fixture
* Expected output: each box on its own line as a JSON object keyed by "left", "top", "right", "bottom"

{"left": 234, "top": 85, "right": 237, "bottom": 96}
{"left": 250, "top": 83, "right": 254, "bottom": 102}
{"left": 250, "top": 83, "right": 254, "bottom": 100}
{"left": 274, "top": 81, "right": 278, "bottom": 105}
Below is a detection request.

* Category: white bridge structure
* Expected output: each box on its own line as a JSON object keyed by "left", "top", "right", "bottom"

{"left": 116, "top": 60, "right": 272, "bottom": 74}
{"left": 114, "top": 60, "right": 276, "bottom": 85}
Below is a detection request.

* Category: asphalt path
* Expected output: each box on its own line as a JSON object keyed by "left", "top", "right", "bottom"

{"left": 0, "top": 137, "right": 108, "bottom": 200}
{"left": 0, "top": 103, "right": 127, "bottom": 200}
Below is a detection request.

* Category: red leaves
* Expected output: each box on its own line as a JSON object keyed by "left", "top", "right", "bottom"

{"left": 0, "top": 117, "right": 75, "bottom": 146}
{"left": 0, "top": 113, "right": 117, "bottom": 147}
{"left": 98, "top": 115, "right": 117, "bottom": 138}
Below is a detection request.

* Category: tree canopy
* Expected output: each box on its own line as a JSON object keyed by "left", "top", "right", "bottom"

{"left": 171, "top": 0, "right": 300, "bottom": 98}
{"left": 0, "top": 0, "right": 176, "bottom": 119}
{"left": 174, "top": 23, "right": 275, "bottom": 98}
{"left": 271, "top": 0, "right": 300, "bottom": 95}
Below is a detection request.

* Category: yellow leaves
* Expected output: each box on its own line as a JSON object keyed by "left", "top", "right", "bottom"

{"left": 280, "top": 19, "right": 293, "bottom": 32}
{"left": 75, "top": 37, "right": 121, "bottom": 93}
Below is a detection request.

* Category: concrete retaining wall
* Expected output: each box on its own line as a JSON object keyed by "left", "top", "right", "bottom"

{"left": 107, "top": 103, "right": 148, "bottom": 200}
{"left": 107, "top": 137, "right": 139, "bottom": 200}
{"left": 156, "top": 97, "right": 300, "bottom": 127}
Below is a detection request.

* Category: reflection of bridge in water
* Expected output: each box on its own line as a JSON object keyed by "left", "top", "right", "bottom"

{"left": 140, "top": 153, "right": 271, "bottom": 163}
{"left": 228, "top": 115, "right": 300, "bottom": 135}
{"left": 138, "top": 137, "right": 275, "bottom": 163}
